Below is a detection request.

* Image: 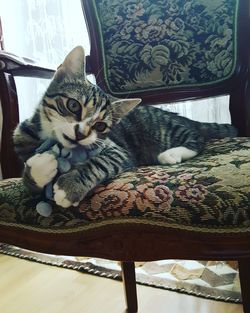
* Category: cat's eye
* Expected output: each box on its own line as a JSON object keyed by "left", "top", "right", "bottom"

{"left": 92, "top": 121, "right": 107, "bottom": 132}
{"left": 56, "top": 98, "right": 68, "bottom": 115}
{"left": 67, "top": 99, "right": 81, "bottom": 114}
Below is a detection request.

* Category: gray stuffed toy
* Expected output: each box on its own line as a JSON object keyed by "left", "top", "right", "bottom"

{"left": 35, "top": 139, "right": 102, "bottom": 217}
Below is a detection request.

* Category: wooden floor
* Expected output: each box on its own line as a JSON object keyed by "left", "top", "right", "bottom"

{"left": 0, "top": 254, "right": 243, "bottom": 313}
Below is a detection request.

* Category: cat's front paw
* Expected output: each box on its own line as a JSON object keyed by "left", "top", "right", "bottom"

{"left": 26, "top": 153, "right": 58, "bottom": 188}
{"left": 53, "top": 170, "right": 86, "bottom": 208}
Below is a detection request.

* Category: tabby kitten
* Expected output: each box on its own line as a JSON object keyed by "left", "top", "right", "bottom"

{"left": 13, "top": 46, "right": 237, "bottom": 208}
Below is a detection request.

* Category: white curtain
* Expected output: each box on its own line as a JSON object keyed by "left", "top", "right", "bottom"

{"left": 158, "top": 95, "right": 231, "bottom": 124}
{"left": 0, "top": 0, "right": 89, "bottom": 121}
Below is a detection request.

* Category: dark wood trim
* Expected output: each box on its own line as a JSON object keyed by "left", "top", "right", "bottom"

{"left": 239, "top": 259, "right": 250, "bottom": 313}
{"left": 0, "top": 223, "right": 250, "bottom": 261}
{"left": 0, "top": 72, "right": 22, "bottom": 178}
{"left": 85, "top": 55, "right": 93, "bottom": 75}
{"left": 0, "top": 52, "right": 55, "bottom": 78}
{"left": 121, "top": 262, "right": 138, "bottom": 313}
{"left": 9, "top": 67, "right": 55, "bottom": 78}
{"left": 229, "top": 0, "right": 250, "bottom": 137}
{"left": 81, "top": 0, "right": 103, "bottom": 80}
{"left": 229, "top": 76, "right": 250, "bottom": 136}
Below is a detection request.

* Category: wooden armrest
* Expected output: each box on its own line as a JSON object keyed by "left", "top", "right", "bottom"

{"left": 0, "top": 51, "right": 55, "bottom": 79}
{"left": 0, "top": 51, "right": 94, "bottom": 78}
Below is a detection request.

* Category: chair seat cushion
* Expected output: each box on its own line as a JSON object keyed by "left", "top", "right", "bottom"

{"left": 0, "top": 137, "right": 250, "bottom": 234}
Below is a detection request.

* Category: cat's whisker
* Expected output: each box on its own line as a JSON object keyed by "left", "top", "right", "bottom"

{"left": 94, "top": 65, "right": 105, "bottom": 82}
{"left": 94, "top": 139, "right": 106, "bottom": 149}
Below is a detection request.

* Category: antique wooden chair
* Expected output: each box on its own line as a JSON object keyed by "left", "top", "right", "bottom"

{"left": 0, "top": 0, "right": 250, "bottom": 312}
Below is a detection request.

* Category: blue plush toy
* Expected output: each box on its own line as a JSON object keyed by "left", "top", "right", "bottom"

{"left": 35, "top": 139, "right": 102, "bottom": 217}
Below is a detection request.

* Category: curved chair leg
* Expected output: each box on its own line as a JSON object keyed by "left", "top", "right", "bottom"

{"left": 121, "top": 261, "right": 138, "bottom": 313}
{"left": 238, "top": 258, "right": 250, "bottom": 313}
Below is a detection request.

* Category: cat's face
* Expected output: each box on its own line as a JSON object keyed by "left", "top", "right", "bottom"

{"left": 40, "top": 46, "right": 141, "bottom": 148}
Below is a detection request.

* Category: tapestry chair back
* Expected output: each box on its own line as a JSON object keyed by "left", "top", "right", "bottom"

{"left": 83, "top": 0, "right": 250, "bottom": 135}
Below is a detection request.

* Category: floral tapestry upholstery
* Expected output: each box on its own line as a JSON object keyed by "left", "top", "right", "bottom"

{"left": 0, "top": 137, "right": 250, "bottom": 234}
{"left": 92, "top": 0, "right": 238, "bottom": 94}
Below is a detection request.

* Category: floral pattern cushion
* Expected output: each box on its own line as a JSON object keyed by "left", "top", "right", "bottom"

{"left": 0, "top": 137, "right": 250, "bottom": 234}
{"left": 92, "top": 0, "right": 238, "bottom": 94}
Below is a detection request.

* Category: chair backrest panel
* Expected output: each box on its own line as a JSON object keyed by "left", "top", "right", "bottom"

{"left": 82, "top": 0, "right": 250, "bottom": 136}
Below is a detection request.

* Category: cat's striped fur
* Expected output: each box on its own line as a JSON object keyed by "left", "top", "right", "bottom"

{"left": 13, "top": 46, "right": 237, "bottom": 208}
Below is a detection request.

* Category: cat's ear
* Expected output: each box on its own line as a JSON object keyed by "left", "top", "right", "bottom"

{"left": 110, "top": 97, "right": 142, "bottom": 121}
{"left": 54, "top": 46, "right": 86, "bottom": 81}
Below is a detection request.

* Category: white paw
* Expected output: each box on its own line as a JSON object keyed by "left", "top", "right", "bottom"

{"left": 158, "top": 151, "right": 181, "bottom": 164}
{"left": 157, "top": 147, "right": 197, "bottom": 165}
{"left": 53, "top": 184, "right": 79, "bottom": 208}
{"left": 26, "top": 153, "right": 58, "bottom": 188}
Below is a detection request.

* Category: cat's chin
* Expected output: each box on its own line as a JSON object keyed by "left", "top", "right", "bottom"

{"left": 61, "top": 141, "right": 77, "bottom": 149}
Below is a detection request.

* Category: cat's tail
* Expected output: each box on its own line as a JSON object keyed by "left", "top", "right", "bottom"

{"left": 197, "top": 122, "right": 238, "bottom": 140}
